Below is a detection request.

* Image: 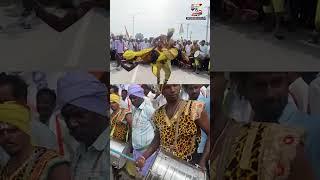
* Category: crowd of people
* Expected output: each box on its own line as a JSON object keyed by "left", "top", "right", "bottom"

{"left": 0, "top": 72, "right": 108, "bottom": 180}
{"left": 214, "top": 0, "right": 320, "bottom": 43}
{"left": 211, "top": 72, "right": 320, "bottom": 180}
{"left": 109, "top": 84, "right": 210, "bottom": 179}
{"left": 110, "top": 33, "right": 210, "bottom": 76}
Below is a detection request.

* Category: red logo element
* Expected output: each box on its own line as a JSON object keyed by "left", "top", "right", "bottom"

{"left": 283, "top": 135, "right": 294, "bottom": 145}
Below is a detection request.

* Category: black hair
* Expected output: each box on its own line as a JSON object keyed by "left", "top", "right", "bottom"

{"left": 0, "top": 74, "right": 28, "bottom": 102}
{"left": 110, "top": 85, "right": 119, "bottom": 94}
{"left": 36, "top": 88, "right": 56, "bottom": 102}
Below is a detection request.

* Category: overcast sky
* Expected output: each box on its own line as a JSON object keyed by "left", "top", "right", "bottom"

{"left": 111, "top": 0, "right": 210, "bottom": 41}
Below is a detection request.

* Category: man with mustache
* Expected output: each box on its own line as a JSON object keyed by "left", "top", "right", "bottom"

{"left": 136, "top": 84, "right": 210, "bottom": 172}
{"left": 57, "top": 72, "right": 109, "bottom": 179}
{"left": 211, "top": 72, "right": 319, "bottom": 180}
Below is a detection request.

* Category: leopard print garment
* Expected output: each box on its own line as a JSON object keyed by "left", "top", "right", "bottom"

{"left": 153, "top": 100, "right": 204, "bottom": 161}
{"left": 0, "top": 146, "right": 66, "bottom": 180}
{"left": 111, "top": 108, "right": 131, "bottom": 142}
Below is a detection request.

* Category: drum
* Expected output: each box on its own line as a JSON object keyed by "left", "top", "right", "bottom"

{"left": 145, "top": 149, "right": 208, "bottom": 180}
{"left": 194, "top": 50, "right": 200, "bottom": 58}
{"left": 110, "top": 139, "right": 130, "bottom": 169}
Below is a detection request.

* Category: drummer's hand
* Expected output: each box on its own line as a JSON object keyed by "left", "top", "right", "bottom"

{"left": 135, "top": 156, "right": 146, "bottom": 169}
{"left": 198, "top": 160, "right": 207, "bottom": 171}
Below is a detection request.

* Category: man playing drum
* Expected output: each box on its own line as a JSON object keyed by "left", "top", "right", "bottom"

{"left": 127, "top": 85, "right": 157, "bottom": 177}
{"left": 135, "top": 84, "right": 211, "bottom": 173}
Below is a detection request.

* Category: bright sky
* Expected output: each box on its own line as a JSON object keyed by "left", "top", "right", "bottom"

{"left": 110, "top": 0, "right": 210, "bottom": 42}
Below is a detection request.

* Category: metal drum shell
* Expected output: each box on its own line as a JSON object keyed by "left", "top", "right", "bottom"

{"left": 110, "top": 138, "right": 130, "bottom": 169}
{"left": 145, "top": 149, "right": 208, "bottom": 180}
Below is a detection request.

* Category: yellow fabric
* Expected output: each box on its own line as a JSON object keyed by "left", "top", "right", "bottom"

{"left": 162, "top": 48, "right": 178, "bottom": 61}
{"left": 152, "top": 100, "right": 203, "bottom": 160}
{"left": 125, "top": 158, "right": 139, "bottom": 177}
{"left": 212, "top": 121, "right": 304, "bottom": 179}
{"left": 316, "top": 0, "right": 320, "bottom": 30}
{"left": 151, "top": 60, "right": 172, "bottom": 81}
{"left": 0, "top": 101, "right": 31, "bottom": 136}
{"left": 123, "top": 48, "right": 178, "bottom": 63}
{"left": 263, "top": 0, "right": 285, "bottom": 13}
{"left": 123, "top": 48, "right": 153, "bottom": 61}
{"left": 110, "top": 94, "right": 120, "bottom": 104}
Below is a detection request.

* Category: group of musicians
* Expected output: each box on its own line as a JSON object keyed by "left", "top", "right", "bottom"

{"left": 110, "top": 84, "right": 210, "bottom": 179}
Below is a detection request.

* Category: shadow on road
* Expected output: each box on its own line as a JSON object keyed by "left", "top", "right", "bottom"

{"left": 213, "top": 20, "right": 320, "bottom": 60}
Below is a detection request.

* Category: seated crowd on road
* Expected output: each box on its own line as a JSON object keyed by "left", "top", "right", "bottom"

{"left": 214, "top": 0, "right": 320, "bottom": 43}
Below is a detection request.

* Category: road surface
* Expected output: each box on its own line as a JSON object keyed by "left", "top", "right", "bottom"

{"left": 110, "top": 61, "right": 210, "bottom": 84}
{"left": 0, "top": 1, "right": 108, "bottom": 71}
{"left": 212, "top": 21, "right": 320, "bottom": 71}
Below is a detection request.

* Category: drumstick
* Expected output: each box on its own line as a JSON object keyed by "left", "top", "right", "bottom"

{"left": 110, "top": 148, "right": 136, "bottom": 162}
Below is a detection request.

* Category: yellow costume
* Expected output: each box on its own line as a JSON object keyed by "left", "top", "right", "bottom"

{"left": 262, "top": 0, "right": 285, "bottom": 14}
{"left": 211, "top": 120, "right": 304, "bottom": 180}
{"left": 123, "top": 47, "right": 178, "bottom": 83}
{"left": 153, "top": 100, "right": 204, "bottom": 161}
{"left": 110, "top": 94, "right": 131, "bottom": 142}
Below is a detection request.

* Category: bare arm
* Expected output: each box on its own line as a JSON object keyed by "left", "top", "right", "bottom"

{"left": 142, "top": 129, "right": 160, "bottom": 159}
{"left": 33, "top": 1, "right": 93, "bottom": 32}
{"left": 136, "top": 129, "right": 160, "bottom": 168}
{"left": 195, "top": 109, "right": 210, "bottom": 169}
{"left": 288, "top": 145, "right": 315, "bottom": 180}
{"left": 125, "top": 113, "right": 132, "bottom": 127}
{"left": 48, "top": 163, "right": 71, "bottom": 180}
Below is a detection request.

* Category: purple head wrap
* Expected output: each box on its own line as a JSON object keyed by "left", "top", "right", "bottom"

{"left": 128, "top": 84, "right": 145, "bottom": 98}
{"left": 57, "top": 72, "right": 107, "bottom": 116}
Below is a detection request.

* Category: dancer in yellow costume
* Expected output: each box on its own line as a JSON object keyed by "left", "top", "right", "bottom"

{"left": 121, "top": 29, "right": 179, "bottom": 84}
{"left": 262, "top": 0, "right": 285, "bottom": 39}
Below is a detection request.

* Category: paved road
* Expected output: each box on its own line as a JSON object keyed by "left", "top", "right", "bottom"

{"left": 0, "top": 1, "right": 107, "bottom": 71}
{"left": 212, "top": 21, "right": 320, "bottom": 71}
{"left": 110, "top": 62, "right": 210, "bottom": 84}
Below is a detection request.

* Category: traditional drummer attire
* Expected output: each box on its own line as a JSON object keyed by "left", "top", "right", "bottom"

{"left": 152, "top": 100, "right": 205, "bottom": 164}
{"left": 0, "top": 102, "right": 68, "bottom": 180}
{"left": 110, "top": 94, "right": 131, "bottom": 142}
{"left": 211, "top": 120, "right": 304, "bottom": 180}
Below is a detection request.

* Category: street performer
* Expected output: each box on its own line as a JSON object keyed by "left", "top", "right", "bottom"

{"left": 121, "top": 29, "right": 179, "bottom": 84}
{"left": 135, "top": 84, "right": 210, "bottom": 173}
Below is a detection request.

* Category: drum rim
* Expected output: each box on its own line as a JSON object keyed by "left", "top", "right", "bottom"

{"left": 110, "top": 138, "right": 131, "bottom": 169}
{"left": 146, "top": 148, "right": 207, "bottom": 179}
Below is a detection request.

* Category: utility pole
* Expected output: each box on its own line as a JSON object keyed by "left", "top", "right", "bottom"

{"left": 190, "top": 31, "right": 192, "bottom": 40}
{"left": 206, "top": 6, "right": 210, "bottom": 42}
{"left": 186, "top": 23, "right": 190, "bottom": 40}
{"left": 133, "top": 15, "right": 135, "bottom": 38}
